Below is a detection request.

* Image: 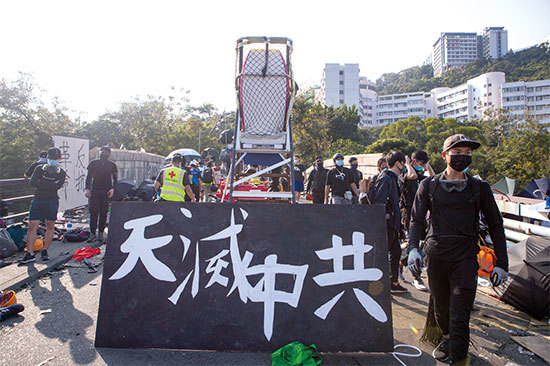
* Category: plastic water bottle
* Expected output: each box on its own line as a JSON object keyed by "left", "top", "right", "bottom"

{"left": 67, "top": 221, "right": 72, "bottom": 229}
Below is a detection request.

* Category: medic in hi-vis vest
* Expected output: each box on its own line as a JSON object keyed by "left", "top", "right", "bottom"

{"left": 154, "top": 153, "right": 195, "bottom": 202}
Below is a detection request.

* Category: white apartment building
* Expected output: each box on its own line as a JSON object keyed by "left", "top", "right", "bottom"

{"left": 432, "top": 32, "right": 481, "bottom": 76}
{"left": 483, "top": 27, "right": 508, "bottom": 60}
{"left": 376, "top": 92, "right": 436, "bottom": 126}
{"left": 319, "top": 63, "right": 360, "bottom": 108}
{"left": 501, "top": 79, "right": 550, "bottom": 123}
{"left": 435, "top": 72, "right": 505, "bottom": 121}
{"left": 359, "top": 77, "right": 377, "bottom": 127}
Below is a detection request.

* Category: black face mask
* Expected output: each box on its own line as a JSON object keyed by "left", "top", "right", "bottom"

{"left": 100, "top": 153, "right": 110, "bottom": 161}
{"left": 350, "top": 163, "right": 358, "bottom": 170}
{"left": 316, "top": 162, "right": 323, "bottom": 169}
{"left": 449, "top": 154, "right": 472, "bottom": 172}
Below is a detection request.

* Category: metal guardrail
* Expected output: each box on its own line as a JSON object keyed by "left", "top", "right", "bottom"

{"left": 0, "top": 177, "right": 33, "bottom": 222}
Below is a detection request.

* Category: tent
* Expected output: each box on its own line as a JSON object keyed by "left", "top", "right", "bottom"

{"left": 494, "top": 236, "right": 550, "bottom": 319}
{"left": 518, "top": 177, "right": 550, "bottom": 199}
{"left": 491, "top": 177, "right": 516, "bottom": 197}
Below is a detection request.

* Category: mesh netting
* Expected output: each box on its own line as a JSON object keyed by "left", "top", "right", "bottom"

{"left": 239, "top": 49, "right": 290, "bottom": 137}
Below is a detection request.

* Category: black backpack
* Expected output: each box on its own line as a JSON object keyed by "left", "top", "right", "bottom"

{"left": 64, "top": 229, "right": 91, "bottom": 242}
{"left": 202, "top": 168, "right": 213, "bottom": 183}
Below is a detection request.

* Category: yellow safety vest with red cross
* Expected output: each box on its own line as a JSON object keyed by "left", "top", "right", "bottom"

{"left": 159, "top": 167, "right": 187, "bottom": 202}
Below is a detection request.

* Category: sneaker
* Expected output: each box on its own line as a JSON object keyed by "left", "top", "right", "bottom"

{"left": 432, "top": 337, "right": 450, "bottom": 362}
{"left": 41, "top": 250, "right": 49, "bottom": 261}
{"left": 391, "top": 283, "right": 409, "bottom": 294}
{"left": 0, "top": 304, "right": 25, "bottom": 321}
{"left": 98, "top": 232, "right": 104, "bottom": 243}
{"left": 398, "top": 268, "right": 405, "bottom": 281}
{"left": 413, "top": 278, "right": 429, "bottom": 292}
{"left": 87, "top": 233, "right": 97, "bottom": 243}
{"left": 21, "top": 253, "right": 35, "bottom": 264}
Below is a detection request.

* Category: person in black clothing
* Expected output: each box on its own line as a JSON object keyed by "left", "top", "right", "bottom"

{"left": 399, "top": 151, "right": 432, "bottom": 291}
{"left": 373, "top": 151, "right": 408, "bottom": 293}
{"left": 21, "top": 148, "right": 66, "bottom": 263}
{"left": 349, "top": 157, "right": 363, "bottom": 204}
{"left": 24, "top": 151, "right": 48, "bottom": 178}
{"left": 324, "top": 153, "right": 359, "bottom": 204}
{"left": 85, "top": 146, "right": 118, "bottom": 243}
{"left": 306, "top": 156, "right": 328, "bottom": 204}
{"left": 408, "top": 134, "right": 508, "bottom": 365}
{"left": 293, "top": 155, "right": 307, "bottom": 202}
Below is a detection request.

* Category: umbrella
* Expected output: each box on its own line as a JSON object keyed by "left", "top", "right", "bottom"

{"left": 135, "top": 179, "right": 156, "bottom": 201}
{"left": 112, "top": 179, "right": 136, "bottom": 201}
{"left": 518, "top": 177, "right": 550, "bottom": 199}
{"left": 494, "top": 236, "right": 550, "bottom": 319}
{"left": 491, "top": 177, "right": 516, "bottom": 197}
{"left": 202, "top": 148, "right": 219, "bottom": 159}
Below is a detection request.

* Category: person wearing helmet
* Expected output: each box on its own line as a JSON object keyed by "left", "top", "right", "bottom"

{"left": 85, "top": 146, "right": 118, "bottom": 243}
{"left": 21, "top": 147, "right": 66, "bottom": 263}
{"left": 324, "top": 153, "right": 358, "bottom": 204}
{"left": 408, "top": 134, "right": 508, "bottom": 364}
{"left": 154, "top": 154, "right": 195, "bottom": 202}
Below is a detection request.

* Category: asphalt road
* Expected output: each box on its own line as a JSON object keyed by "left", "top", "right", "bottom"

{"left": 1, "top": 246, "right": 547, "bottom": 366}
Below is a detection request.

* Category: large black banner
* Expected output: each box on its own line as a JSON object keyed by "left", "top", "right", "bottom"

{"left": 95, "top": 202, "right": 394, "bottom": 352}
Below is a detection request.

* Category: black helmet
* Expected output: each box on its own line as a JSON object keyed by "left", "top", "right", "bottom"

{"left": 332, "top": 153, "right": 344, "bottom": 161}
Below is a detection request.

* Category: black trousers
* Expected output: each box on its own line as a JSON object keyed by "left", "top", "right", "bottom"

{"left": 89, "top": 192, "right": 110, "bottom": 234}
{"left": 427, "top": 255, "right": 478, "bottom": 362}
{"left": 312, "top": 191, "right": 324, "bottom": 204}
{"left": 387, "top": 227, "right": 401, "bottom": 283}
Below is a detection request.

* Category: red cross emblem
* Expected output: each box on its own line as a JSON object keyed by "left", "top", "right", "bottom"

{"left": 168, "top": 171, "right": 176, "bottom": 179}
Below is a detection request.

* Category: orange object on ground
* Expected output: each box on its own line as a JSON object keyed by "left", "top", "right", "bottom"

{"left": 1, "top": 290, "right": 17, "bottom": 308}
{"left": 33, "top": 238, "right": 44, "bottom": 251}
{"left": 72, "top": 247, "right": 101, "bottom": 261}
{"left": 477, "top": 246, "right": 497, "bottom": 277}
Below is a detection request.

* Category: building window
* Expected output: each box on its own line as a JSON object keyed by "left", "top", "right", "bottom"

{"left": 339, "top": 71, "right": 344, "bottom": 75}
{"left": 339, "top": 90, "right": 344, "bottom": 94}
{"left": 339, "top": 99, "right": 344, "bottom": 104}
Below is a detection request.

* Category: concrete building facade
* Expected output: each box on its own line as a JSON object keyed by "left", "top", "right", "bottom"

{"left": 501, "top": 79, "right": 550, "bottom": 123}
{"left": 483, "top": 27, "right": 508, "bottom": 60}
{"left": 432, "top": 32, "right": 480, "bottom": 76}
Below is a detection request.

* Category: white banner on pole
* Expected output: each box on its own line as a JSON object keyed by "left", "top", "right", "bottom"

{"left": 53, "top": 136, "right": 89, "bottom": 212}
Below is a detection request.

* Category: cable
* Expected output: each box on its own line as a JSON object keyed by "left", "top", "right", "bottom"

{"left": 392, "top": 344, "right": 422, "bottom": 366}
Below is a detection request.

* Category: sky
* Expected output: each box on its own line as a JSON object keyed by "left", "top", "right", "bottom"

{"left": 1, "top": 0, "right": 549, "bottom": 121}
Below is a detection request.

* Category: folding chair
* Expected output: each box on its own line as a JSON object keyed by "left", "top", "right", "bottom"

{"left": 227, "top": 37, "right": 297, "bottom": 202}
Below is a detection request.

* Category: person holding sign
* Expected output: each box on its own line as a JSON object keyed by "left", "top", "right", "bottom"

{"left": 21, "top": 148, "right": 66, "bottom": 263}
{"left": 85, "top": 146, "right": 118, "bottom": 243}
{"left": 408, "top": 134, "right": 508, "bottom": 365}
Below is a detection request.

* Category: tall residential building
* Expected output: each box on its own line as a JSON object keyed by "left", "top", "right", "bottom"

{"left": 483, "top": 27, "right": 508, "bottom": 59}
{"left": 501, "top": 79, "right": 550, "bottom": 123}
{"left": 432, "top": 32, "right": 480, "bottom": 76}
{"left": 359, "top": 77, "right": 377, "bottom": 127}
{"left": 319, "top": 63, "right": 360, "bottom": 108}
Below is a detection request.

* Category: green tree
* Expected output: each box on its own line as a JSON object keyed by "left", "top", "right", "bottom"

{"left": 364, "top": 138, "right": 416, "bottom": 156}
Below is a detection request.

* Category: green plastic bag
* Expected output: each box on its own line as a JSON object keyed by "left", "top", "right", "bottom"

{"left": 271, "top": 341, "right": 322, "bottom": 366}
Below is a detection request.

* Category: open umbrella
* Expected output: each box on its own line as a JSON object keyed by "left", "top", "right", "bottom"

{"left": 518, "top": 177, "right": 550, "bottom": 199}
{"left": 135, "top": 179, "right": 156, "bottom": 201}
{"left": 491, "top": 177, "right": 516, "bottom": 197}
{"left": 112, "top": 179, "right": 136, "bottom": 201}
{"left": 494, "top": 236, "right": 550, "bottom": 319}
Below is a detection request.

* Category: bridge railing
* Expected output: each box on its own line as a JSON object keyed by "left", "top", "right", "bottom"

{"left": 0, "top": 178, "right": 34, "bottom": 223}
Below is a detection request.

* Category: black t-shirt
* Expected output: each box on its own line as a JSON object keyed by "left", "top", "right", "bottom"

{"left": 30, "top": 165, "right": 66, "bottom": 200}
{"left": 350, "top": 167, "right": 363, "bottom": 196}
{"left": 155, "top": 168, "right": 191, "bottom": 187}
{"left": 86, "top": 159, "right": 118, "bottom": 193}
{"left": 325, "top": 167, "right": 353, "bottom": 197}
{"left": 293, "top": 164, "right": 306, "bottom": 182}
{"left": 399, "top": 169, "right": 427, "bottom": 209}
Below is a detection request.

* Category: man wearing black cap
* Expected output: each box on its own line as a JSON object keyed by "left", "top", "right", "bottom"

{"left": 324, "top": 153, "right": 359, "bottom": 204}
{"left": 408, "top": 134, "right": 508, "bottom": 365}
{"left": 85, "top": 146, "right": 118, "bottom": 243}
{"left": 24, "top": 151, "right": 48, "bottom": 178}
{"left": 21, "top": 148, "right": 66, "bottom": 263}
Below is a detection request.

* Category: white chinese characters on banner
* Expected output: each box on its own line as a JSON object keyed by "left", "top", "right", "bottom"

{"left": 52, "top": 136, "right": 89, "bottom": 212}
{"left": 108, "top": 209, "right": 385, "bottom": 341}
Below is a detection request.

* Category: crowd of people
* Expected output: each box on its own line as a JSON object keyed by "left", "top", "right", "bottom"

{"left": 18, "top": 133, "right": 509, "bottom": 365}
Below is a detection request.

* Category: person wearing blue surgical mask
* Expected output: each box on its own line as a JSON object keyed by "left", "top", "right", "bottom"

{"left": 324, "top": 153, "right": 358, "bottom": 204}
{"left": 21, "top": 147, "right": 66, "bottom": 264}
